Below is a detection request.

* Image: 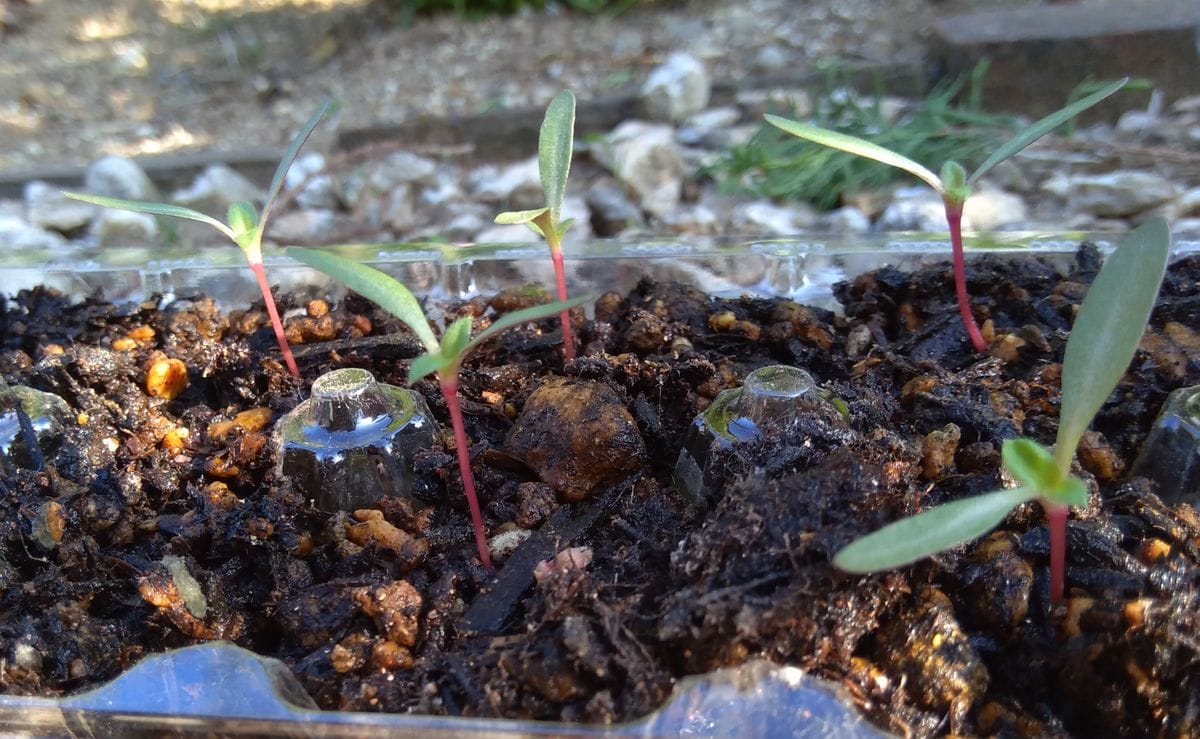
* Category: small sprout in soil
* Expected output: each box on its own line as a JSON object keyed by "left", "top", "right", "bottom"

{"left": 765, "top": 78, "right": 1128, "bottom": 354}
{"left": 286, "top": 245, "right": 590, "bottom": 570}
{"left": 834, "top": 217, "right": 1172, "bottom": 607}
{"left": 64, "top": 102, "right": 338, "bottom": 378}
{"left": 494, "top": 89, "right": 580, "bottom": 360}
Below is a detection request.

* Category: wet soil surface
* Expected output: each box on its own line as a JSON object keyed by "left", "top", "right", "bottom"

{"left": 2, "top": 246, "right": 1199, "bottom": 737}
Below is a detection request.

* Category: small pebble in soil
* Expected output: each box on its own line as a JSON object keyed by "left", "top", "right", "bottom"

{"left": 144, "top": 357, "right": 188, "bottom": 399}
{"left": 921, "top": 423, "right": 961, "bottom": 480}
{"left": 352, "top": 580, "right": 422, "bottom": 648}
{"left": 505, "top": 378, "right": 646, "bottom": 501}
{"left": 344, "top": 509, "right": 428, "bottom": 571}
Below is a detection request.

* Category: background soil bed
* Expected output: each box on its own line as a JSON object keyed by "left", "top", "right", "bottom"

{"left": 1, "top": 246, "right": 1198, "bottom": 736}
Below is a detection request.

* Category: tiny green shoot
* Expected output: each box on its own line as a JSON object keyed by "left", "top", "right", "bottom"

{"left": 495, "top": 90, "right": 580, "bottom": 360}
{"left": 286, "top": 245, "right": 589, "bottom": 571}
{"left": 765, "top": 78, "right": 1129, "bottom": 354}
{"left": 65, "top": 102, "right": 338, "bottom": 378}
{"left": 833, "top": 217, "right": 1171, "bottom": 606}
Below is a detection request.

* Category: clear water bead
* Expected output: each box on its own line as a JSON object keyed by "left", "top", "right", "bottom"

{"left": 1131, "top": 385, "right": 1200, "bottom": 508}
{"left": 0, "top": 385, "right": 71, "bottom": 468}
{"left": 674, "top": 365, "right": 818, "bottom": 501}
{"left": 274, "top": 368, "right": 437, "bottom": 511}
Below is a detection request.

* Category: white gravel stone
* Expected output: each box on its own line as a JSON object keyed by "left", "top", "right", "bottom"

{"left": 266, "top": 209, "right": 338, "bottom": 244}
{"left": 730, "top": 200, "right": 817, "bottom": 235}
{"left": 818, "top": 206, "right": 871, "bottom": 233}
{"left": 962, "top": 189, "right": 1028, "bottom": 231}
{"left": 1065, "top": 171, "right": 1178, "bottom": 218}
{"left": 660, "top": 203, "right": 720, "bottom": 235}
{"left": 1175, "top": 187, "right": 1200, "bottom": 218}
{"left": 284, "top": 152, "right": 338, "bottom": 210}
{"left": 753, "top": 43, "right": 790, "bottom": 72}
{"left": 594, "top": 121, "right": 685, "bottom": 218}
{"left": 84, "top": 156, "right": 157, "bottom": 201}
{"left": 473, "top": 222, "right": 541, "bottom": 244}
{"left": 0, "top": 215, "right": 69, "bottom": 255}
{"left": 875, "top": 187, "right": 945, "bottom": 231}
{"left": 91, "top": 209, "right": 158, "bottom": 248}
{"left": 470, "top": 157, "right": 542, "bottom": 209}
{"left": 586, "top": 181, "right": 644, "bottom": 237}
{"left": 24, "top": 181, "right": 97, "bottom": 233}
{"left": 172, "top": 165, "right": 265, "bottom": 216}
{"left": 640, "top": 52, "right": 711, "bottom": 123}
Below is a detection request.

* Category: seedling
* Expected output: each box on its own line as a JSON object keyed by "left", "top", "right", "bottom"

{"left": 765, "top": 78, "right": 1128, "bottom": 354}
{"left": 834, "top": 217, "right": 1171, "bottom": 606}
{"left": 494, "top": 90, "right": 580, "bottom": 360}
{"left": 286, "top": 245, "right": 589, "bottom": 570}
{"left": 65, "top": 102, "right": 338, "bottom": 378}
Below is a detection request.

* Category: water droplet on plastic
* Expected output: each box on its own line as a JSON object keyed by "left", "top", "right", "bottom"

{"left": 674, "top": 365, "right": 819, "bottom": 501}
{"left": 1131, "top": 385, "right": 1200, "bottom": 508}
{"left": 0, "top": 385, "right": 71, "bottom": 469}
{"left": 274, "top": 368, "right": 438, "bottom": 512}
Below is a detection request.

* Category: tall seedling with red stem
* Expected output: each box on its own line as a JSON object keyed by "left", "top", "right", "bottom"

{"left": 494, "top": 90, "right": 579, "bottom": 360}
{"left": 286, "top": 245, "right": 588, "bottom": 570}
{"left": 834, "top": 217, "right": 1171, "bottom": 606}
{"left": 765, "top": 79, "right": 1128, "bottom": 353}
{"left": 65, "top": 102, "right": 337, "bottom": 378}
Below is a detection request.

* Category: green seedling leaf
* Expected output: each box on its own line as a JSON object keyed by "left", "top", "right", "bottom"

{"left": 764, "top": 114, "right": 945, "bottom": 194}
{"left": 1001, "top": 438, "right": 1060, "bottom": 489}
{"left": 227, "top": 201, "right": 259, "bottom": 246}
{"left": 464, "top": 294, "right": 592, "bottom": 354}
{"left": 262, "top": 100, "right": 337, "bottom": 224}
{"left": 940, "top": 160, "right": 969, "bottom": 205}
{"left": 285, "top": 246, "right": 440, "bottom": 354}
{"left": 62, "top": 193, "right": 236, "bottom": 241}
{"left": 1055, "top": 217, "right": 1171, "bottom": 472}
{"left": 969, "top": 78, "right": 1127, "bottom": 185}
{"left": 440, "top": 316, "right": 473, "bottom": 361}
{"left": 539, "top": 90, "right": 576, "bottom": 222}
{"left": 555, "top": 217, "right": 576, "bottom": 242}
{"left": 833, "top": 486, "right": 1040, "bottom": 574}
{"left": 494, "top": 208, "right": 549, "bottom": 225}
{"left": 1047, "top": 475, "right": 1089, "bottom": 508}
{"left": 407, "top": 352, "right": 449, "bottom": 384}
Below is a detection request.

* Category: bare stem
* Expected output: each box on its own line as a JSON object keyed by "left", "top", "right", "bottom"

{"left": 248, "top": 261, "right": 300, "bottom": 378}
{"left": 1043, "top": 501, "right": 1068, "bottom": 607}
{"left": 549, "top": 246, "right": 575, "bottom": 361}
{"left": 439, "top": 375, "right": 494, "bottom": 571}
{"left": 944, "top": 204, "right": 989, "bottom": 354}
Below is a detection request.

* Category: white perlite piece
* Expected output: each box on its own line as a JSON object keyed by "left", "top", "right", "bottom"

{"left": 163, "top": 555, "right": 208, "bottom": 619}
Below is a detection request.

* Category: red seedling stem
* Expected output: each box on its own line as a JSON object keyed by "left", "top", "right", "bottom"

{"left": 439, "top": 375, "right": 494, "bottom": 571}
{"left": 248, "top": 261, "right": 300, "bottom": 378}
{"left": 1044, "top": 501, "right": 1068, "bottom": 607}
{"left": 943, "top": 203, "right": 989, "bottom": 354}
{"left": 550, "top": 246, "right": 576, "bottom": 361}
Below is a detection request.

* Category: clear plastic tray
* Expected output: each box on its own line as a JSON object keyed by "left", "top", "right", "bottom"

{"left": 2, "top": 231, "right": 1194, "bottom": 737}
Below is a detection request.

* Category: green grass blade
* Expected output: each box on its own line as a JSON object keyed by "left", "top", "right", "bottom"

{"left": 465, "top": 294, "right": 591, "bottom": 354}
{"left": 285, "top": 246, "right": 440, "bottom": 353}
{"left": 1054, "top": 217, "right": 1170, "bottom": 472}
{"left": 833, "top": 486, "right": 1039, "bottom": 574}
{"left": 63, "top": 192, "right": 237, "bottom": 241}
{"left": 764, "top": 114, "right": 944, "bottom": 194}
{"left": 539, "top": 90, "right": 576, "bottom": 222}
{"left": 262, "top": 100, "right": 336, "bottom": 224}
{"left": 969, "top": 78, "right": 1127, "bottom": 185}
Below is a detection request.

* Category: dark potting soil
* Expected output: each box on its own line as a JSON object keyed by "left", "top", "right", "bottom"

{"left": 1, "top": 245, "right": 1199, "bottom": 737}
